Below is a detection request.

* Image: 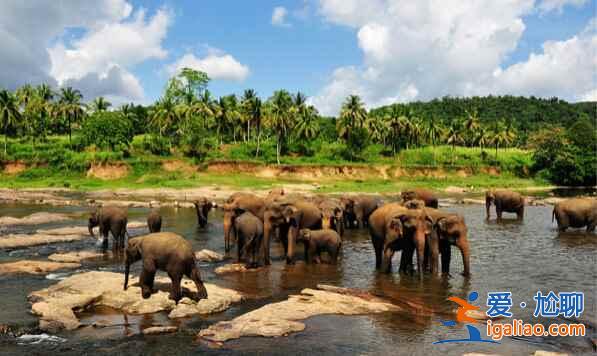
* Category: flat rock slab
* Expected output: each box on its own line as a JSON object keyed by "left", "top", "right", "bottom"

{"left": 142, "top": 326, "right": 178, "bottom": 335}
{"left": 0, "top": 212, "right": 72, "bottom": 227}
{"left": 197, "top": 284, "right": 401, "bottom": 343}
{"left": 195, "top": 249, "right": 224, "bottom": 262}
{"left": 214, "top": 263, "right": 264, "bottom": 274}
{"left": 0, "top": 260, "right": 80, "bottom": 275}
{"left": 29, "top": 271, "right": 242, "bottom": 332}
{"left": 48, "top": 251, "right": 106, "bottom": 263}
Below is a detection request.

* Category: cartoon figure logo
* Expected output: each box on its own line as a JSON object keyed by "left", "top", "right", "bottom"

{"left": 433, "top": 291, "right": 499, "bottom": 344}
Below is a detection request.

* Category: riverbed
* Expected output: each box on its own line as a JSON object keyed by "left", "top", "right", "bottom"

{"left": 0, "top": 196, "right": 595, "bottom": 355}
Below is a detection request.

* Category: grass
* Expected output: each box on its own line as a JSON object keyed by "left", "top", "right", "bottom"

{"left": 0, "top": 135, "right": 548, "bottom": 192}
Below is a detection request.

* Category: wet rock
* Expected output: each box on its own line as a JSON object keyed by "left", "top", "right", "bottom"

{"left": 142, "top": 326, "right": 178, "bottom": 335}
{"left": 445, "top": 186, "right": 468, "bottom": 194}
{"left": 17, "top": 333, "right": 67, "bottom": 345}
{"left": 0, "top": 233, "right": 88, "bottom": 249}
{"left": 214, "top": 263, "right": 264, "bottom": 274}
{"left": 48, "top": 251, "right": 105, "bottom": 263}
{"left": 29, "top": 271, "right": 242, "bottom": 332}
{"left": 0, "top": 260, "right": 80, "bottom": 275}
{"left": 461, "top": 198, "right": 485, "bottom": 205}
{"left": 0, "top": 212, "right": 72, "bottom": 227}
{"left": 542, "top": 197, "right": 566, "bottom": 206}
{"left": 195, "top": 249, "right": 224, "bottom": 262}
{"left": 533, "top": 351, "right": 569, "bottom": 356}
{"left": 197, "top": 284, "right": 400, "bottom": 342}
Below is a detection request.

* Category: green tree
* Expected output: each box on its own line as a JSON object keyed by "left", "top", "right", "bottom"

{"left": 0, "top": 89, "right": 21, "bottom": 155}
{"left": 424, "top": 118, "right": 444, "bottom": 163}
{"left": 266, "top": 90, "right": 295, "bottom": 164}
{"left": 337, "top": 95, "right": 368, "bottom": 160}
{"left": 294, "top": 105, "right": 319, "bottom": 141}
{"left": 149, "top": 96, "right": 179, "bottom": 145}
{"left": 165, "top": 67, "right": 210, "bottom": 104}
{"left": 58, "top": 87, "right": 84, "bottom": 144}
{"left": 90, "top": 96, "right": 111, "bottom": 113}
{"left": 81, "top": 111, "right": 133, "bottom": 150}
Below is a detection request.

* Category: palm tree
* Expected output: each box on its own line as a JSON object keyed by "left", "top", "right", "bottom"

{"left": 58, "top": 87, "right": 84, "bottom": 144}
{"left": 366, "top": 115, "right": 387, "bottom": 145}
{"left": 90, "top": 97, "right": 111, "bottom": 113}
{"left": 266, "top": 90, "right": 295, "bottom": 164}
{"left": 0, "top": 90, "right": 21, "bottom": 155}
{"left": 425, "top": 117, "right": 444, "bottom": 164}
{"left": 463, "top": 109, "right": 480, "bottom": 147}
{"left": 337, "top": 95, "right": 367, "bottom": 141}
{"left": 294, "top": 105, "right": 319, "bottom": 141}
{"left": 241, "top": 89, "right": 258, "bottom": 142}
{"left": 150, "top": 96, "right": 178, "bottom": 141}
{"left": 489, "top": 120, "right": 515, "bottom": 159}
{"left": 445, "top": 121, "right": 464, "bottom": 164}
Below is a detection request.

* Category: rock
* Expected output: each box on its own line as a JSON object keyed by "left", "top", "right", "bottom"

{"left": 0, "top": 260, "right": 80, "bottom": 275}
{"left": 214, "top": 263, "right": 264, "bottom": 274}
{"left": 445, "top": 186, "right": 468, "bottom": 194}
{"left": 48, "top": 251, "right": 105, "bottom": 263}
{"left": 542, "top": 197, "right": 566, "bottom": 206}
{"left": 0, "top": 233, "right": 88, "bottom": 249}
{"left": 0, "top": 212, "right": 71, "bottom": 227}
{"left": 461, "top": 198, "right": 485, "bottom": 205}
{"left": 195, "top": 249, "right": 224, "bottom": 262}
{"left": 463, "top": 354, "right": 502, "bottom": 356}
{"left": 142, "top": 326, "right": 178, "bottom": 335}
{"left": 533, "top": 351, "right": 569, "bottom": 356}
{"left": 29, "top": 271, "right": 242, "bottom": 332}
{"left": 197, "top": 284, "right": 400, "bottom": 342}
{"left": 17, "top": 333, "right": 67, "bottom": 345}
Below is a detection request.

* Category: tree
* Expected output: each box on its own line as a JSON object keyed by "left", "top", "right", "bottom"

{"left": 266, "top": 90, "right": 295, "bottom": 164}
{"left": 445, "top": 121, "right": 464, "bottom": 163}
{"left": 0, "top": 89, "right": 21, "bottom": 155}
{"left": 81, "top": 111, "right": 133, "bottom": 150}
{"left": 241, "top": 89, "right": 258, "bottom": 142}
{"left": 165, "top": 67, "right": 210, "bottom": 104}
{"left": 463, "top": 109, "right": 480, "bottom": 146}
{"left": 294, "top": 105, "right": 319, "bottom": 141}
{"left": 337, "top": 95, "right": 368, "bottom": 160}
{"left": 149, "top": 96, "right": 179, "bottom": 145}
{"left": 90, "top": 96, "right": 111, "bottom": 113}
{"left": 424, "top": 117, "right": 444, "bottom": 163}
{"left": 58, "top": 87, "right": 84, "bottom": 144}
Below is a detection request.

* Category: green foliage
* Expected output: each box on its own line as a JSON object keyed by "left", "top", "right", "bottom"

{"left": 142, "top": 134, "right": 170, "bottom": 156}
{"left": 81, "top": 111, "right": 133, "bottom": 150}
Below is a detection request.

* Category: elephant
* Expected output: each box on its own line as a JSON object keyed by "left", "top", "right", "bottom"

{"left": 403, "top": 199, "right": 426, "bottom": 210}
{"left": 317, "top": 199, "right": 345, "bottom": 237}
{"left": 368, "top": 203, "right": 432, "bottom": 276}
{"left": 401, "top": 189, "right": 439, "bottom": 209}
{"left": 424, "top": 208, "right": 471, "bottom": 277}
{"left": 124, "top": 232, "right": 208, "bottom": 303}
{"left": 552, "top": 198, "right": 597, "bottom": 232}
{"left": 194, "top": 198, "right": 217, "bottom": 228}
{"left": 147, "top": 209, "right": 162, "bottom": 233}
{"left": 297, "top": 228, "right": 342, "bottom": 264}
{"left": 341, "top": 195, "right": 381, "bottom": 228}
{"left": 263, "top": 199, "right": 322, "bottom": 265}
{"left": 486, "top": 190, "right": 525, "bottom": 221}
{"left": 88, "top": 206, "right": 128, "bottom": 251}
{"left": 223, "top": 193, "right": 265, "bottom": 253}
{"left": 231, "top": 210, "right": 264, "bottom": 267}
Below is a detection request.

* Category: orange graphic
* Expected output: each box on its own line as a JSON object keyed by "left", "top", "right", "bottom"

{"left": 448, "top": 296, "right": 481, "bottom": 324}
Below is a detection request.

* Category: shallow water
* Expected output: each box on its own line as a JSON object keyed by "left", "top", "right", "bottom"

{"left": 0, "top": 200, "right": 595, "bottom": 355}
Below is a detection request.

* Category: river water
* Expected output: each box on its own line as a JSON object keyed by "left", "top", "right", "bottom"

{"left": 0, "top": 198, "right": 595, "bottom": 355}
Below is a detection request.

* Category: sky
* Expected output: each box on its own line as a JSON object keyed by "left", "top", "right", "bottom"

{"left": 0, "top": 0, "right": 595, "bottom": 116}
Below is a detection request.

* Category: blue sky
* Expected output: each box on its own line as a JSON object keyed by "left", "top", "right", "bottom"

{"left": 0, "top": 0, "right": 595, "bottom": 115}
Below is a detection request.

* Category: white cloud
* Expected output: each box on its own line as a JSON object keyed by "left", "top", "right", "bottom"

{"left": 311, "top": 0, "right": 594, "bottom": 116}
{"left": 272, "top": 6, "right": 290, "bottom": 27}
{"left": 0, "top": 1, "right": 170, "bottom": 103}
{"left": 538, "top": 0, "right": 588, "bottom": 13}
{"left": 167, "top": 52, "right": 250, "bottom": 81}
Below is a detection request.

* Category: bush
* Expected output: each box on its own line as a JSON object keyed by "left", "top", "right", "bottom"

{"left": 81, "top": 112, "right": 133, "bottom": 151}
{"left": 143, "top": 134, "right": 170, "bottom": 156}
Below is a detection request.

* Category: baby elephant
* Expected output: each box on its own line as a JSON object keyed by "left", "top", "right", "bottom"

{"left": 147, "top": 209, "right": 162, "bottom": 233}
{"left": 233, "top": 211, "right": 264, "bottom": 268}
{"left": 297, "top": 228, "right": 342, "bottom": 264}
{"left": 124, "top": 232, "right": 208, "bottom": 303}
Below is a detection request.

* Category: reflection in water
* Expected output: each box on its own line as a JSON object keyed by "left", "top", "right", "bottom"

{"left": 0, "top": 202, "right": 595, "bottom": 354}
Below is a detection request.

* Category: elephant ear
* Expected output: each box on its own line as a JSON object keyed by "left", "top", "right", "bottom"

{"left": 333, "top": 207, "right": 343, "bottom": 219}
{"left": 436, "top": 217, "right": 449, "bottom": 232}
{"left": 389, "top": 216, "right": 403, "bottom": 235}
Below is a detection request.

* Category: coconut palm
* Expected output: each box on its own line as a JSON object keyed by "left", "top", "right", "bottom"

{"left": 0, "top": 89, "right": 21, "bottom": 155}
{"left": 266, "top": 90, "right": 295, "bottom": 164}
{"left": 241, "top": 89, "right": 258, "bottom": 142}
{"left": 463, "top": 109, "right": 481, "bottom": 147}
{"left": 58, "top": 87, "right": 84, "bottom": 144}
{"left": 425, "top": 117, "right": 444, "bottom": 164}
{"left": 294, "top": 105, "right": 319, "bottom": 141}
{"left": 337, "top": 95, "right": 367, "bottom": 141}
{"left": 446, "top": 121, "right": 464, "bottom": 164}
{"left": 90, "top": 96, "right": 111, "bottom": 113}
{"left": 366, "top": 115, "right": 386, "bottom": 145}
{"left": 150, "top": 96, "right": 178, "bottom": 140}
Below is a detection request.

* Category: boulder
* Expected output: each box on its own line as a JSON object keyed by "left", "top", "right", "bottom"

{"left": 0, "top": 212, "right": 71, "bottom": 227}
{"left": 142, "top": 326, "right": 178, "bottom": 335}
{"left": 214, "top": 263, "right": 264, "bottom": 274}
{"left": 197, "top": 284, "right": 400, "bottom": 343}
{"left": 48, "top": 251, "right": 105, "bottom": 263}
{"left": 29, "top": 271, "right": 242, "bottom": 332}
{"left": 445, "top": 186, "right": 468, "bottom": 194}
{"left": 195, "top": 249, "right": 224, "bottom": 262}
{"left": 0, "top": 260, "right": 80, "bottom": 275}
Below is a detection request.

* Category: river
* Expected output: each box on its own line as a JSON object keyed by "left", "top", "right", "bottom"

{"left": 0, "top": 196, "right": 595, "bottom": 355}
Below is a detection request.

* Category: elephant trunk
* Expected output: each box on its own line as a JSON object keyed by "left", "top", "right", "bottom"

{"left": 124, "top": 259, "right": 130, "bottom": 290}
{"left": 263, "top": 222, "right": 272, "bottom": 265}
{"left": 88, "top": 224, "right": 95, "bottom": 237}
{"left": 286, "top": 225, "right": 297, "bottom": 264}
{"left": 381, "top": 247, "right": 394, "bottom": 273}
{"left": 457, "top": 240, "right": 471, "bottom": 277}
{"left": 223, "top": 214, "right": 233, "bottom": 252}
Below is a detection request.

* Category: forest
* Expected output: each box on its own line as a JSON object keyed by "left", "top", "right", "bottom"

{"left": 0, "top": 68, "right": 595, "bottom": 186}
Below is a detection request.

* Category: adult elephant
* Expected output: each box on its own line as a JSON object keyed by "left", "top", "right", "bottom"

{"left": 88, "top": 206, "right": 128, "bottom": 250}
{"left": 225, "top": 207, "right": 264, "bottom": 266}
{"left": 341, "top": 195, "right": 381, "bottom": 228}
{"left": 222, "top": 193, "right": 265, "bottom": 253}
{"left": 124, "top": 232, "right": 207, "bottom": 303}
{"left": 263, "top": 199, "right": 322, "bottom": 265}
{"left": 553, "top": 198, "right": 597, "bottom": 232}
{"left": 401, "top": 188, "right": 439, "bottom": 209}
{"left": 368, "top": 203, "right": 432, "bottom": 276}
{"left": 193, "top": 198, "right": 217, "bottom": 228}
{"left": 317, "top": 199, "right": 345, "bottom": 237}
{"left": 486, "top": 190, "right": 525, "bottom": 221}
{"left": 424, "top": 208, "right": 471, "bottom": 277}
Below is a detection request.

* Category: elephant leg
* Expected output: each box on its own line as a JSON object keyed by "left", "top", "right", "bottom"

{"left": 140, "top": 259, "right": 156, "bottom": 299}
{"left": 440, "top": 241, "right": 451, "bottom": 274}
{"left": 329, "top": 247, "right": 339, "bottom": 264}
{"left": 236, "top": 235, "right": 244, "bottom": 263}
{"left": 414, "top": 238, "right": 425, "bottom": 279}
{"left": 496, "top": 207, "right": 503, "bottom": 222}
{"left": 517, "top": 206, "right": 524, "bottom": 221}
{"left": 303, "top": 241, "right": 310, "bottom": 263}
{"left": 373, "top": 238, "right": 383, "bottom": 270}
{"left": 427, "top": 233, "right": 440, "bottom": 275}
{"left": 398, "top": 247, "right": 413, "bottom": 274}
{"left": 188, "top": 266, "right": 208, "bottom": 300}
{"left": 382, "top": 248, "right": 395, "bottom": 273}
{"left": 587, "top": 220, "right": 596, "bottom": 233}
{"left": 168, "top": 271, "right": 183, "bottom": 303}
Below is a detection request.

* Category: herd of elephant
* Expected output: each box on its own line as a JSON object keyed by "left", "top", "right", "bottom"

{"left": 85, "top": 188, "right": 597, "bottom": 304}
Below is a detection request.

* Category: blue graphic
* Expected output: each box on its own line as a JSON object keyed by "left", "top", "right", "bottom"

{"left": 486, "top": 292, "right": 513, "bottom": 318}
{"left": 533, "top": 291, "right": 560, "bottom": 317}
{"left": 559, "top": 292, "right": 584, "bottom": 318}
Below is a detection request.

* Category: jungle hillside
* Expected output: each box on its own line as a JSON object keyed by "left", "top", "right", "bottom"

{"left": 0, "top": 68, "right": 595, "bottom": 191}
